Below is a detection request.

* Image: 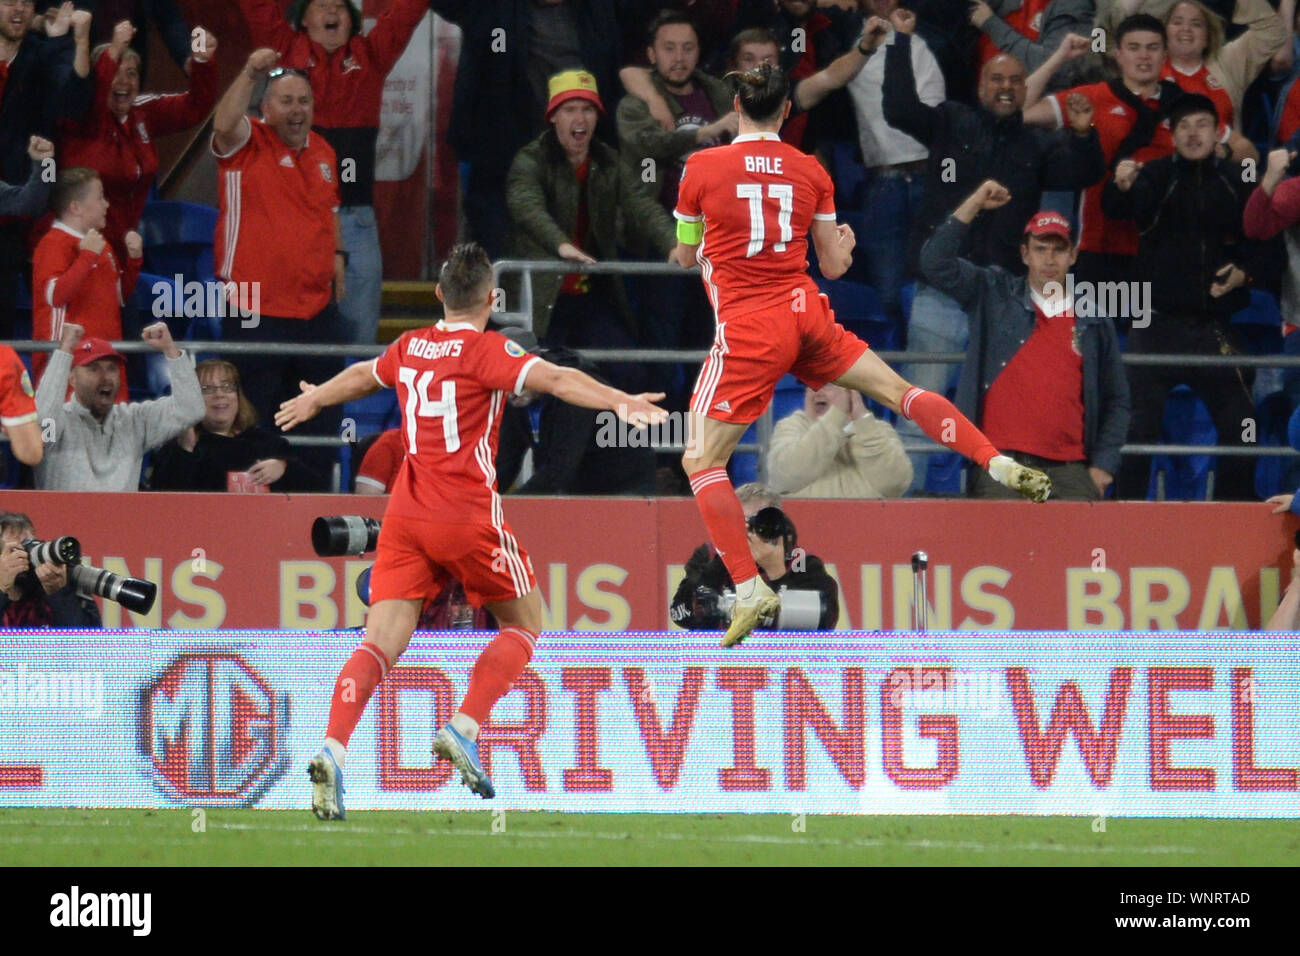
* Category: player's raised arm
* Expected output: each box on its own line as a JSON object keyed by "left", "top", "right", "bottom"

{"left": 811, "top": 218, "right": 856, "bottom": 279}
{"left": 275, "top": 361, "right": 383, "bottom": 431}
{"left": 523, "top": 360, "right": 668, "bottom": 427}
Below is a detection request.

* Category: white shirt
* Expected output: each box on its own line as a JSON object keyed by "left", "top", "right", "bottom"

{"left": 847, "top": 29, "right": 946, "bottom": 169}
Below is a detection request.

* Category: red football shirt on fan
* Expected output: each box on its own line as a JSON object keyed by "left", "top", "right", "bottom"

{"left": 980, "top": 294, "right": 1085, "bottom": 461}
{"left": 1161, "top": 61, "right": 1233, "bottom": 132}
{"left": 355, "top": 427, "right": 404, "bottom": 492}
{"left": 371, "top": 322, "right": 541, "bottom": 521}
{"left": 32, "top": 222, "right": 138, "bottom": 391}
{"left": 0, "top": 344, "right": 36, "bottom": 431}
{"left": 213, "top": 117, "right": 340, "bottom": 319}
{"left": 675, "top": 131, "right": 837, "bottom": 314}
{"left": 1050, "top": 82, "right": 1176, "bottom": 256}
{"left": 978, "top": 0, "right": 1049, "bottom": 70}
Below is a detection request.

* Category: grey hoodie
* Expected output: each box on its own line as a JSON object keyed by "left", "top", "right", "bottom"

{"left": 34, "top": 348, "right": 204, "bottom": 491}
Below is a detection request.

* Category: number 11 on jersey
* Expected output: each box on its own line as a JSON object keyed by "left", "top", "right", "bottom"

{"left": 736, "top": 182, "right": 794, "bottom": 257}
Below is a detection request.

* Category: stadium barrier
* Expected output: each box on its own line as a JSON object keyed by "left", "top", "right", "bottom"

{"left": 1, "top": 630, "right": 1295, "bottom": 813}
{"left": 9, "top": 493, "right": 1299, "bottom": 631}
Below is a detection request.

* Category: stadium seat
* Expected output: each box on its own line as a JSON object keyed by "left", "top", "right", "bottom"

{"left": 899, "top": 281, "right": 915, "bottom": 327}
{"left": 815, "top": 277, "right": 902, "bottom": 351}
{"left": 1231, "top": 289, "right": 1283, "bottom": 356}
{"left": 140, "top": 201, "right": 218, "bottom": 282}
{"left": 1149, "top": 386, "right": 1214, "bottom": 500}
{"left": 1252, "top": 389, "right": 1291, "bottom": 500}
{"left": 340, "top": 364, "right": 401, "bottom": 482}
{"left": 771, "top": 373, "right": 804, "bottom": 421}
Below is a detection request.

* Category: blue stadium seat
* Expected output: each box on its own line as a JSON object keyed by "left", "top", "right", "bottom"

{"left": 1149, "top": 386, "right": 1214, "bottom": 500}
{"left": 1252, "top": 389, "right": 1290, "bottom": 500}
{"left": 815, "top": 277, "right": 902, "bottom": 351}
{"left": 340, "top": 363, "right": 401, "bottom": 483}
{"left": 1231, "top": 289, "right": 1283, "bottom": 355}
{"left": 771, "top": 373, "right": 804, "bottom": 421}
{"left": 730, "top": 418, "right": 760, "bottom": 486}
{"left": 141, "top": 201, "right": 218, "bottom": 282}
{"left": 899, "top": 281, "right": 915, "bottom": 326}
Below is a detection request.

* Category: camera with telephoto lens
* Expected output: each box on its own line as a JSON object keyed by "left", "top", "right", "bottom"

{"left": 313, "top": 516, "right": 381, "bottom": 557}
{"left": 21, "top": 536, "right": 80, "bottom": 567}
{"left": 20, "top": 536, "right": 156, "bottom": 614}
{"left": 691, "top": 584, "right": 825, "bottom": 630}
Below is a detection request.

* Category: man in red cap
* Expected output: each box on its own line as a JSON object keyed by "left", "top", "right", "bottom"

{"left": 919, "top": 180, "right": 1131, "bottom": 499}
{"left": 34, "top": 320, "right": 203, "bottom": 491}
{"left": 504, "top": 68, "right": 675, "bottom": 394}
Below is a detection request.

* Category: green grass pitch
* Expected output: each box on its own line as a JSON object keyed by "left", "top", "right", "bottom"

{"left": 1, "top": 810, "right": 1296, "bottom": 865}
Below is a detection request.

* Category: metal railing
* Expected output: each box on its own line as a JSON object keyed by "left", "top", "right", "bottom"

{"left": 8, "top": 254, "right": 1300, "bottom": 492}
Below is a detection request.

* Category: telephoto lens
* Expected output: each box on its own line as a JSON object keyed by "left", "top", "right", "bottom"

{"left": 312, "top": 516, "right": 381, "bottom": 557}
{"left": 21, "top": 536, "right": 81, "bottom": 567}
{"left": 68, "top": 564, "right": 158, "bottom": 614}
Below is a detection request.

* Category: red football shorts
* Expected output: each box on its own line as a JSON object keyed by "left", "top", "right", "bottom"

{"left": 690, "top": 289, "right": 869, "bottom": 424}
{"left": 368, "top": 514, "right": 536, "bottom": 609}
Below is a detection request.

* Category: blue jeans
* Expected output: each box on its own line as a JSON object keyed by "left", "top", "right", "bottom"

{"left": 337, "top": 205, "right": 382, "bottom": 346}
{"left": 860, "top": 171, "right": 925, "bottom": 320}
{"left": 896, "top": 282, "right": 970, "bottom": 493}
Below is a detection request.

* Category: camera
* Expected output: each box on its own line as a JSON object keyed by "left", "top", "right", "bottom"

{"left": 68, "top": 564, "right": 157, "bottom": 615}
{"left": 691, "top": 585, "right": 824, "bottom": 630}
{"left": 22, "top": 536, "right": 80, "bottom": 567}
{"left": 19, "top": 535, "right": 156, "bottom": 614}
{"left": 313, "top": 516, "right": 381, "bottom": 557}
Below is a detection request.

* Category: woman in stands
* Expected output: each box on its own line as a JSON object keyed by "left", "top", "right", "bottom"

{"left": 53, "top": 19, "right": 218, "bottom": 268}
{"left": 149, "top": 359, "right": 324, "bottom": 492}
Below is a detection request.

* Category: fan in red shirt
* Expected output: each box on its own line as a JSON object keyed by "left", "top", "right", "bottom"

{"left": 0, "top": 343, "right": 41, "bottom": 466}
{"left": 32, "top": 167, "right": 141, "bottom": 397}
{"left": 52, "top": 19, "right": 219, "bottom": 268}
{"left": 672, "top": 52, "right": 1051, "bottom": 649}
{"left": 277, "top": 243, "right": 666, "bottom": 814}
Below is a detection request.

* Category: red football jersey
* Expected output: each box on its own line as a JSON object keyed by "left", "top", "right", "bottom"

{"left": 372, "top": 322, "right": 540, "bottom": 521}
{"left": 1050, "top": 83, "right": 1176, "bottom": 256}
{"left": 0, "top": 345, "right": 36, "bottom": 431}
{"left": 675, "top": 131, "right": 837, "bottom": 314}
{"left": 1161, "top": 61, "right": 1233, "bottom": 132}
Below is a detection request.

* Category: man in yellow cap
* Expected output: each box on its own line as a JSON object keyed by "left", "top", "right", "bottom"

{"left": 504, "top": 69, "right": 676, "bottom": 396}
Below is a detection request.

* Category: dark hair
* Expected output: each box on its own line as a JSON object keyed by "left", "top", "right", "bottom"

{"left": 1168, "top": 91, "right": 1218, "bottom": 129}
{"left": 49, "top": 167, "right": 101, "bottom": 217}
{"left": 1114, "top": 13, "right": 1167, "bottom": 46}
{"left": 647, "top": 8, "right": 699, "bottom": 47}
{"left": 438, "top": 243, "right": 494, "bottom": 311}
{"left": 725, "top": 62, "right": 789, "bottom": 123}
{"left": 727, "top": 27, "right": 781, "bottom": 68}
{"left": 0, "top": 512, "right": 35, "bottom": 538}
{"left": 290, "top": 0, "right": 361, "bottom": 36}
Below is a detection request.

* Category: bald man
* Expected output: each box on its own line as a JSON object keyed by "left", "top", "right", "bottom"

{"left": 878, "top": 8, "right": 1105, "bottom": 493}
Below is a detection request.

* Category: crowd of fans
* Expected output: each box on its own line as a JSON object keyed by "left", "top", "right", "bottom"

{"left": 4, "top": 0, "right": 1300, "bottom": 506}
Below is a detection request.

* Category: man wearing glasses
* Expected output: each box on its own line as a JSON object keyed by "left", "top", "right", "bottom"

{"left": 211, "top": 48, "right": 345, "bottom": 477}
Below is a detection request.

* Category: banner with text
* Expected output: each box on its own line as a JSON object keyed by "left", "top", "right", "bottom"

{"left": 0, "top": 632, "right": 1295, "bottom": 815}
{"left": 5, "top": 494, "right": 1297, "bottom": 632}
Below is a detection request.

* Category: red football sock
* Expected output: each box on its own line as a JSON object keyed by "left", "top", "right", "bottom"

{"left": 325, "top": 642, "right": 389, "bottom": 748}
{"left": 689, "top": 466, "right": 760, "bottom": 586}
{"left": 460, "top": 627, "right": 536, "bottom": 724}
{"left": 900, "top": 387, "right": 998, "bottom": 469}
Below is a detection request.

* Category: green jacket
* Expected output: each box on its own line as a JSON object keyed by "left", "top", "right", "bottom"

{"left": 616, "top": 69, "right": 734, "bottom": 198}
{"left": 505, "top": 129, "right": 676, "bottom": 337}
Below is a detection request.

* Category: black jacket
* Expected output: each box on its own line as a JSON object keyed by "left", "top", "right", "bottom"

{"left": 0, "top": 584, "right": 102, "bottom": 628}
{"left": 148, "top": 426, "right": 325, "bottom": 492}
{"left": 921, "top": 216, "right": 1131, "bottom": 476}
{"left": 1100, "top": 152, "right": 1252, "bottom": 318}
{"left": 0, "top": 33, "right": 94, "bottom": 190}
{"left": 669, "top": 543, "right": 840, "bottom": 631}
{"left": 496, "top": 348, "right": 656, "bottom": 494}
{"left": 429, "top": 0, "right": 623, "bottom": 180}
{"left": 883, "top": 32, "right": 1105, "bottom": 276}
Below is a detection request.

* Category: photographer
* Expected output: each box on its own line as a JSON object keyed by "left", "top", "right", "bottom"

{"left": 0, "top": 513, "right": 101, "bottom": 628}
{"left": 670, "top": 503, "right": 840, "bottom": 634}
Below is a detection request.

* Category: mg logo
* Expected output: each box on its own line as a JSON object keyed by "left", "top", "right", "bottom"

{"left": 139, "top": 652, "right": 290, "bottom": 807}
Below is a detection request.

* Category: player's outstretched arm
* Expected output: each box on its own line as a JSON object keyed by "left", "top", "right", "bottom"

{"left": 523, "top": 361, "right": 668, "bottom": 427}
{"left": 276, "top": 362, "right": 382, "bottom": 432}
{"left": 4, "top": 421, "right": 42, "bottom": 466}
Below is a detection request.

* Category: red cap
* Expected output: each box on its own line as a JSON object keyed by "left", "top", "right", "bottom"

{"left": 70, "top": 337, "right": 126, "bottom": 368}
{"left": 1024, "top": 210, "right": 1072, "bottom": 242}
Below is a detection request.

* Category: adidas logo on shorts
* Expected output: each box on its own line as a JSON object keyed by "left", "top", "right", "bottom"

{"left": 714, "top": 400, "right": 731, "bottom": 412}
